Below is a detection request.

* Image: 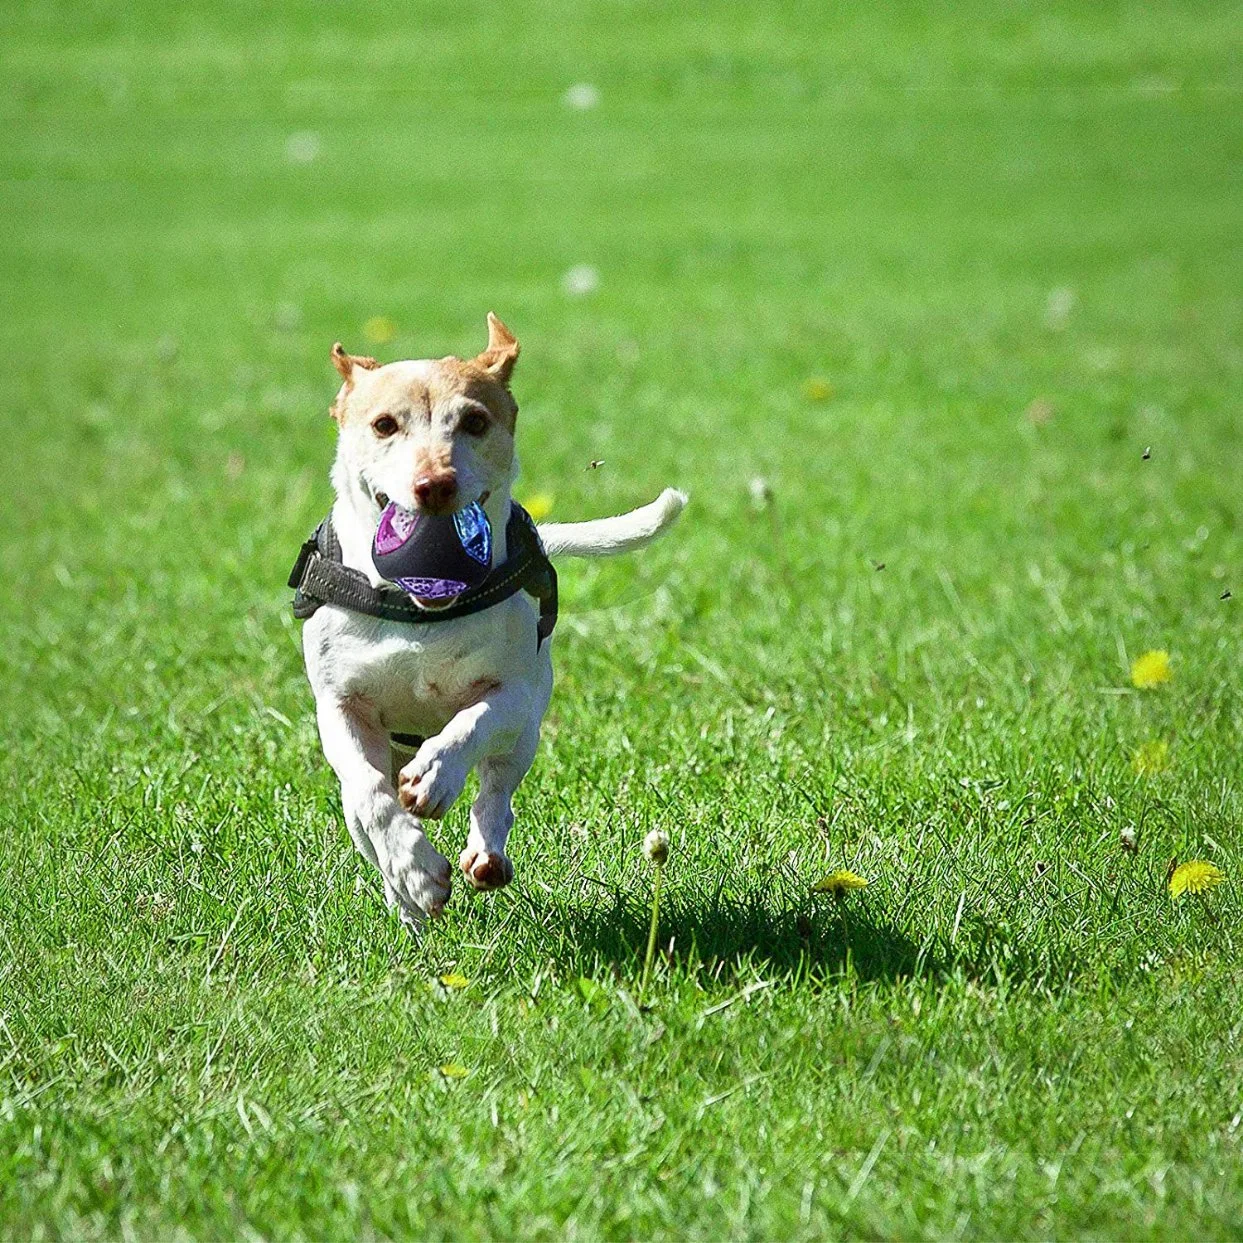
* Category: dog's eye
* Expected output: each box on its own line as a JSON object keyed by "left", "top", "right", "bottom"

{"left": 460, "top": 410, "right": 489, "bottom": 437}
{"left": 371, "top": 415, "right": 400, "bottom": 438}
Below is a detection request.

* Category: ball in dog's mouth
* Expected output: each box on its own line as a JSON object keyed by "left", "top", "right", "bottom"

{"left": 371, "top": 497, "right": 494, "bottom": 605}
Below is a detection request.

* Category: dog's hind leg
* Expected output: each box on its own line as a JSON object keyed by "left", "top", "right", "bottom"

{"left": 459, "top": 716, "right": 540, "bottom": 892}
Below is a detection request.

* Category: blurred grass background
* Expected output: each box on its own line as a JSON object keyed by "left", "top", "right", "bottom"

{"left": 2, "top": 1, "right": 1242, "bottom": 1238}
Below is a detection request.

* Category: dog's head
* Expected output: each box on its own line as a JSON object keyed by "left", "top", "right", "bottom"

{"left": 328, "top": 313, "right": 520, "bottom": 517}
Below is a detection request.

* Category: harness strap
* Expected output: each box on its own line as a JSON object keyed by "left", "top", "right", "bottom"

{"left": 289, "top": 503, "right": 557, "bottom": 647}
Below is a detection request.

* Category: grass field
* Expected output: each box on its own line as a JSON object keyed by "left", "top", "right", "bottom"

{"left": 3, "top": 0, "right": 1242, "bottom": 1237}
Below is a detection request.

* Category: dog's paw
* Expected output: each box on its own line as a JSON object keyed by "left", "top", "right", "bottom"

{"left": 383, "top": 877, "right": 429, "bottom": 930}
{"left": 384, "top": 880, "right": 428, "bottom": 934}
{"left": 459, "top": 846, "right": 514, "bottom": 892}
{"left": 398, "top": 746, "right": 470, "bottom": 820}
{"left": 382, "top": 833, "right": 453, "bottom": 919}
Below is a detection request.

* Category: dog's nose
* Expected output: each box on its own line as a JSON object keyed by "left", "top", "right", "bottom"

{"left": 413, "top": 471, "right": 459, "bottom": 513}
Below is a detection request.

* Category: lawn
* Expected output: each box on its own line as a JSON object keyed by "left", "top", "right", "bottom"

{"left": 2, "top": 0, "right": 1242, "bottom": 1237}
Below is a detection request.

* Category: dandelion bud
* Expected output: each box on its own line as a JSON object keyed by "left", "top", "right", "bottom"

{"left": 642, "top": 829, "right": 670, "bottom": 866}
{"left": 1120, "top": 825, "right": 1139, "bottom": 855}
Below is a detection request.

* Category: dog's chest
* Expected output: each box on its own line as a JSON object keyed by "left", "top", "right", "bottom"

{"left": 304, "top": 598, "right": 536, "bottom": 732}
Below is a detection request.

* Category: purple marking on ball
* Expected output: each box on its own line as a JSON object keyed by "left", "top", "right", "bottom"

{"left": 393, "top": 576, "right": 469, "bottom": 600}
{"left": 374, "top": 503, "right": 418, "bottom": 555}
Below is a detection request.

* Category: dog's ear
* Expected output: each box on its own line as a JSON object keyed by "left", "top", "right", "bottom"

{"left": 475, "top": 313, "right": 519, "bottom": 384}
{"left": 331, "top": 342, "right": 380, "bottom": 384}
{"left": 329, "top": 343, "right": 380, "bottom": 421}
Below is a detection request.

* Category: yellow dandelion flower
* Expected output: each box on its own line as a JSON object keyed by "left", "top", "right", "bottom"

{"left": 802, "top": 377, "right": 833, "bottom": 402}
{"left": 1131, "top": 649, "right": 1171, "bottom": 689}
{"left": 1169, "top": 861, "right": 1224, "bottom": 899}
{"left": 363, "top": 315, "right": 397, "bottom": 346}
{"left": 437, "top": 1063, "right": 470, "bottom": 1079}
{"left": 438, "top": 972, "right": 469, "bottom": 989}
{"left": 1132, "top": 739, "right": 1170, "bottom": 776}
{"left": 813, "top": 869, "right": 869, "bottom": 896}
{"left": 519, "top": 491, "right": 555, "bottom": 522}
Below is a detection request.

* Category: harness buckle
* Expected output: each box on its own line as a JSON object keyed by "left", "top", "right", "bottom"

{"left": 287, "top": 535, "right": 320, "bottom": 590}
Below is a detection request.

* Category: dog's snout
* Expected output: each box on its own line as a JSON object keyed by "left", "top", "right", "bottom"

{"left": 413, "top": 470, "right": 459, "bottom": 513}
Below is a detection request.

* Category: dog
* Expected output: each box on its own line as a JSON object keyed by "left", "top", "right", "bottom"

{"left": 295, "top": 314, "right": 685, "bottom": 926}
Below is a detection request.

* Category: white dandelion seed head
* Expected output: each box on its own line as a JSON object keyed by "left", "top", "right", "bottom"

{"left": 561, "top": 264, "right": 600, "bottom": 297}
{"left": 1045, "top": 286, "right": 1077, "bottom": 329}
{"left": 642, "top": 829, "right": 670, "bottom": 866}
{"left": 563, "top": 83, "right": 601, "bottom": 111}
{"left": 749, "top": 477, "right": 773, "bottom": 510}
{"left": 285, "top": 131, "right": 322, "bottom": 164}
{"left": 273, "top": 301, "right": 302, "bottom": 332}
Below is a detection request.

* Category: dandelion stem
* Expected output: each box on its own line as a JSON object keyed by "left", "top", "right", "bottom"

{"left": 640, "top": 863, "right": 663, "bottom": 1003}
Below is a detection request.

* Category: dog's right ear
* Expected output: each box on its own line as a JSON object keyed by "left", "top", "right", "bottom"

{"left": 331, "top": 342, "right": 380, "bottom": 383}
{"left": 329, "top": 343, "right": 380, "bottom": 421}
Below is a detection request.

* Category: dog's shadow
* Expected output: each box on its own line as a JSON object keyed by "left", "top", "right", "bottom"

{"left": 509, "top": 882, "right": 931, "bottom": 986}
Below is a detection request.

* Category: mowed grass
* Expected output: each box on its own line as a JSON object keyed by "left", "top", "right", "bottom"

{"left": 2, "top": 0, "right": 1242, "bottom": 1237}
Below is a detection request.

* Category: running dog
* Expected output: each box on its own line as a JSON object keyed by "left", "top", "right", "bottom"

{"left": 291, "top": 314, "right": 685, "bottom": 926}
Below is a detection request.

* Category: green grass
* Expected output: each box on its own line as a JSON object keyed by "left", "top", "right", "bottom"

{"left": 3, "top": 0, "right": 1242, "bottom": 1237}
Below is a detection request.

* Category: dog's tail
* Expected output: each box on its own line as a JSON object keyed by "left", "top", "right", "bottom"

{"left": 536, "top": 488, "right": 688, "bottom": 559}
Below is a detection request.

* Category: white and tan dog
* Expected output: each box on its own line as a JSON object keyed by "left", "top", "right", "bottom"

{"left": 299, "top": 314, "right": 685, "bottom": 926}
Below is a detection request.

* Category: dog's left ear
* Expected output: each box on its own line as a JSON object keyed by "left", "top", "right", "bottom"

{"left": 475, "top": 312, "right": 520, "bottom": 384}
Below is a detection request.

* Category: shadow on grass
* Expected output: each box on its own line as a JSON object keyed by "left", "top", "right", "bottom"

{"left": 513, "top": 883, "right": 934, "bottom": 987}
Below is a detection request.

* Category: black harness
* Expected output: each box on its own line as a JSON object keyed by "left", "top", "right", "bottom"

{"left": 289, "top": 501, "right": 557, "bottom": 650}
{"left": 289, "top": 504, "right": 557, "bottom": 749}
{"left": 288, "top": 502, "right": 556, "bottom": 745}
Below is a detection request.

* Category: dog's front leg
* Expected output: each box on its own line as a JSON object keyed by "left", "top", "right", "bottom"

{"left": 458, "top": 715, "right": 542, "bottom": 891}
{"left": 315, "top": 697, "right": 452, "bottom": 923}
{"left": 396, "top": 683, "right": 533, "bottom": 822}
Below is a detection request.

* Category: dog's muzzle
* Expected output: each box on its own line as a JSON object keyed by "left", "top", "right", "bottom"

{"left": 372, "top": 500, "right": 493, "bottom": 602}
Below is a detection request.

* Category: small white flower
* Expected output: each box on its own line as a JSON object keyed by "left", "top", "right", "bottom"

{"left": 1120, "top": 825, "right": 1139, "bottom": 854}
{"left": 563, "top": 83, "right": 600, "bottom": 111}
{"left": 190, "top": 839, "right": 204, "bottom": 856}
{"left": 285, "top": 131, "right": 321, "bottom": 164}
{"left": 561, "top": 264, "right": 599, "bottom": 297}
{"left": 642, "top": 829, "right": 670, "bottom": 866}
